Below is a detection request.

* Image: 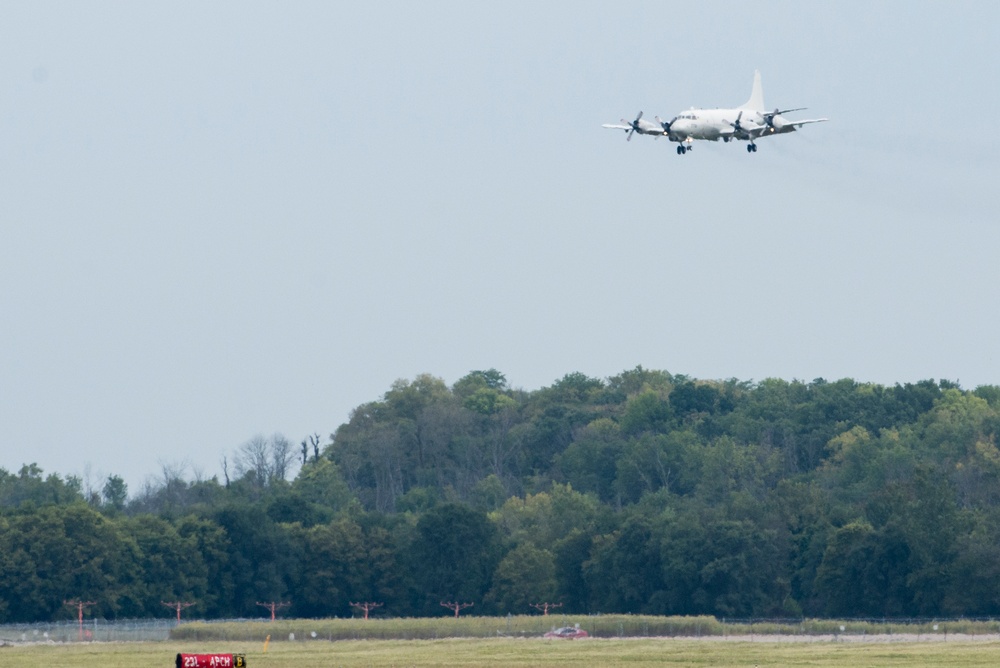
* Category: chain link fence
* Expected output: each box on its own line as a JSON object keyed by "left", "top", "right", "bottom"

{"left": 4, "top": 616, "right": 1000, "bottom": 645}
{"left": 0, "top": 618, "right": 176, "bottom": 643}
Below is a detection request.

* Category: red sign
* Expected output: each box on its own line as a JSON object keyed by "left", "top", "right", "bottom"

{"left": 175, "top": 654, "right": 246, "bottom": 668}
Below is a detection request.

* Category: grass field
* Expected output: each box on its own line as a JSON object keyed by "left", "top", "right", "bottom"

{"left": 168, "top": 615, "right": 1000, "bottom": 642}
{"left": 3, "top": 637, "right": 1000, "bottom": 668}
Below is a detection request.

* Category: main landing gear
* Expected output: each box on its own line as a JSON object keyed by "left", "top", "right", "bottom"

{"left": 676, "top": 144, "right": 691, "bottom": 155}
{"left": 747, "top": 143, "right": 758, "bottom": 153}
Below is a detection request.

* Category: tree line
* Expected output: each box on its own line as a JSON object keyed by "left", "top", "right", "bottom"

{"left": 3, "top": 368, "right": 1000, "bottom": 622}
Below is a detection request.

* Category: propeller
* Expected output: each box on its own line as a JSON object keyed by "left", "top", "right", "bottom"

{"left": 655, "top": 115, "right": 674, "bottom": 136}
{"left": 761, "top": 107, "right": 806, "bottom": 131}
{"left": 727, "top": 110, "right": 769, "bottom": 141}
{"left": 623, "top": 111, "right": 644, "bottom": 141}
{"left": 727, "top": 111, "right": 750, "bottom": 139}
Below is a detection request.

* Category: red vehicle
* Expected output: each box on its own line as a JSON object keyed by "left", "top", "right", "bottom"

{"left": 543, "top": 625, "right": 589, "bottom": 639}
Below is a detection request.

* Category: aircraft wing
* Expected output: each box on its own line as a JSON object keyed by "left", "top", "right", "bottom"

{"left": 788, "top": 118, "right": 828, "bottom": 128}
{"left": 768, "top": 118, "right": 829, "bottom": 135}
{"left": 602, "top": 124, "right": 632, "bottom": 130}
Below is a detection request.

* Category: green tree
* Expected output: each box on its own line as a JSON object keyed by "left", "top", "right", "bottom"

{"left": 614, "top": 431, "right": 699, "bottom": 503}
{"left": 917, "top": 389, "right": 996, "bottom": 464}
{"left": 669, "top": 380, "right": 722, "bottom": 417}
{"left": 605, "top": 366, "right": 674, "bottom": 401}
{"left": 693, "top": 436, "right": 781, "bottom": 504}
{"left": 485, "top": 543, "right": 557, "bottom": 613}
{"left": 357, "top": 524, "right": 408, "bottom": 614}
{"left": 517, "top": 372, "right": 608, "bottom": 477}
{"left": 660, "top": 512, "right": 787, "bottom": 617}
{"left": 775, "top": 480, "right": 834, "bottom": 616}
{"left": 862, "top": 469, "right": 963, "bottom": 616}
{"left": 620, "top": 389, "right": 673, "bottom": 436}
{"left": 552, "top": 529, "right": 593, "bottom": 613}
{"left": 0, "top": 464, "right": 83, "bottom": 508}
{"left": 289, "top": 518, "right": 367, "bottom": 618}
{"left": 470, "top": 475, "right": 506, "bottom": 512}
{"left": 408, "top": 503, "right": 501, "bottom": 615}
{"left": 291, "top": 458, "right": 355, "bottom": 512}
{"left": 101, "top": 475, "right": 128, "bottom": 513}
{"left": 556, "top": 419, "right": 624, "bottom": 503}
{"left": 123, "top": 515, "right": 209, "bottom": 617}
{"left": 814, "top": 520, "right": 880, "bottom": 616}
{"left": 211, "top": 504, "right": 293, "bottom": 618}
{"left": 584, "top": 516, "right": 665, "bottom": 613}
{"left": 453, "top": 369, "right": 508, "bottom": 398}
{"left": 0, "top": 505, "right": 141, "bottom": 621}
{"left": 945, "top": 512, "right": 1000, "bottom": 615}
{"left": 490, "top": 484, "right": 600, "bottom": 548}
{"left": 0, "top": 517, "right": 13, "bottom": 620}
{"left": 464, "top": 390, "right": 521, "bottom": 483}
{"left": 175, "top": 516, "right": 233, "bottom": 617}
{"left": 384, "top": 374, "right": 453, "bottom": 421}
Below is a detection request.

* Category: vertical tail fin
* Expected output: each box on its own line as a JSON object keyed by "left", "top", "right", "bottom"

{"left": 739, "top": 70, "right": 765, "bottom": 111}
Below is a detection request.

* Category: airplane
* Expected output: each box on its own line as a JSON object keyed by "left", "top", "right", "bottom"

{"left": 603, "top": 71, "right": 827, "bottom": 155}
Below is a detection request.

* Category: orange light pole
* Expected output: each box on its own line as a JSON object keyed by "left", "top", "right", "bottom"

{"left": 530, "top": 602, "right": 563, "bottom": 615}
{"left": 256, "top": 601, "right": 291, "bottom": 621}
{"left": 349, "top": 601, "right": 383, "bottom": 619}
{"left": 161, "top": 601, "right": 196, "bottom": 622}
{"left": 440, "top": 601, "right": 474, "bottom": 618}
{"left": 64, "top": 599, "right": 96, "bottom": 641}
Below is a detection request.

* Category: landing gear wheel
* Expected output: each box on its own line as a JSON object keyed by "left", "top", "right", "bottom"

{"left": 676, "top": 145, "right": 687, "bottom": 155}
{"left": 747, "top": 143, "right": 757, "bottom": 153}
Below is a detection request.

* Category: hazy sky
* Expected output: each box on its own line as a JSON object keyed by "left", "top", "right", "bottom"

{"left": 2, "top": 1, "right": 999, "bottom": 493}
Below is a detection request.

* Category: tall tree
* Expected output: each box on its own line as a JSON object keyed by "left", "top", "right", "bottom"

{"left": 485, "top": 543, "right": 557, "bottom": 613}
{"left": 0, "top": 505, "right": 141, "bottom": 621}
{"left": 122, "top": 515, "right": 209, "bottom": 617}
{"left": 584, "top": 515, "right": 665, "bottom": 614}
{"left": 408, "top": 503, "right": 501, "bottom": 615}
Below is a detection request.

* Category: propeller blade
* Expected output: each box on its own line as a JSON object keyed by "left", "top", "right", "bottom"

{"left": 726, "top": 112, "right": 742, "bottom": 133}
{"left": 626, "top": 111, "right": 643, "bottom": 140}
{"left": 763, "top": 108, "right": 806, "bottom": 128}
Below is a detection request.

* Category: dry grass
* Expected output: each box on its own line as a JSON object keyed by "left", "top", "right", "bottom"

{"left": 169, "top": 615, "right": 1000, "bottom": 642}
{"left": 3, "top": 637, "right": 1000, "bottom": 668}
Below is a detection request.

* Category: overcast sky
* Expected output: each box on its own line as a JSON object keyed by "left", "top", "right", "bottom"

{"left": 2, "top": 1, "right": 999, "bottom": 493}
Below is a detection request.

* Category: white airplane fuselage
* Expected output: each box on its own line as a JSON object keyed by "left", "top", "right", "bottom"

{"left": 669, "top": 109, "right": 742, "bottom": 141}
{"left": 668, "top": 107, "right": 797, "bottom": 142}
